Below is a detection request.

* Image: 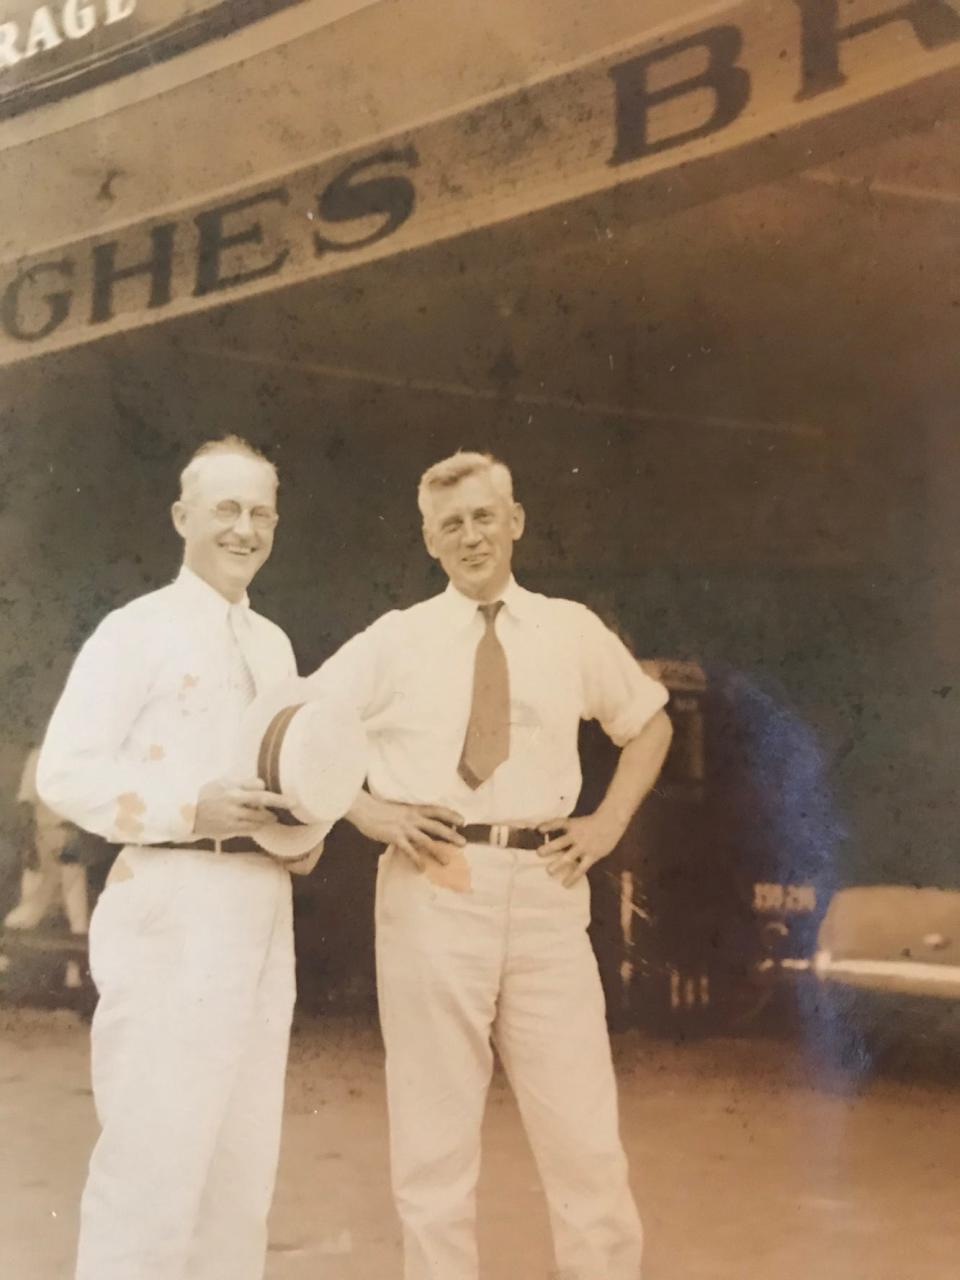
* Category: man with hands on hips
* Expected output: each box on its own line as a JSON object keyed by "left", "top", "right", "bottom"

{"left": 38, "top": 435, "right": 328, "bottom": 1280}
{"left": 311, "top": 450, "right": 673, "bottom": 1280}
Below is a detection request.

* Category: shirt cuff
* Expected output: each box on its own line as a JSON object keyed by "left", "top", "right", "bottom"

{"left": 116, "top": 781, "right": 200, "bottom": 846}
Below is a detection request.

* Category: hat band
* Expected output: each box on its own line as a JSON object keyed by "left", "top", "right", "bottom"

{"left": 258, "top": 704, "right": 307, "bottom": 827}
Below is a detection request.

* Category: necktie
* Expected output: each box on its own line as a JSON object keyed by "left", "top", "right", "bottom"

{"left": 458, "top": 602, "right": 511, "bottom": 789}
{"left": 228, "top": 604, "right": 259, "bottom": 704}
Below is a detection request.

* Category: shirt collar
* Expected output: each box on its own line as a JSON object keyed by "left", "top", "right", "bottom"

{"left": 441, "top": 576, "right": 532, "bottom": 627}
{"left": 174, "top": 566, "right": 249, "bottom": 622}
{"left": 499, "top": 576, "right": 532, "bottom": 618}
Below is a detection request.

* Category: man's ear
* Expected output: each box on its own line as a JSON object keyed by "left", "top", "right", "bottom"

{"left": 510, "top": 502, "right": 526, "bottom": 542}
{"left": 422, "top": 521, "right": 440, "bottom": 561}
{"left": 171, "top": 501, "right": 188, "bottom": 540}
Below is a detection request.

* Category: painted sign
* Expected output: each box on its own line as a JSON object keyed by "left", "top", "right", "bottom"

{"left": 0, "top": 0, "right": 312, "bottom": 117}
{"left": 2, "top": 0, "right": 959, "bottom": 365}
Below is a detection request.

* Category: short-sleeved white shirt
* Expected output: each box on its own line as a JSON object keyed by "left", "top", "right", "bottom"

{"left": 309, "top": 577, "right": 667, "bottom": 825}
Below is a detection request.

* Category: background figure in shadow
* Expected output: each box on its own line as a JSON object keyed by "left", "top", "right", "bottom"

{"left": 4, "top": 747, "right": 91, "bottom": 939}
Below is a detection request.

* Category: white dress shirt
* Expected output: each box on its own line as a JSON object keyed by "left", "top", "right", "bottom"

{"left": 37, "top": 567, "right": 296, "bottom": 846}
{"left": 309, "top": 577, "right": 668, "bottom": 825}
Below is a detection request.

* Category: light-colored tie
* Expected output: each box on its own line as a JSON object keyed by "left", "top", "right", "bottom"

{"left": 458, "top": 601, "right": 510, "bottom": 790}
{"left": 228, "top": 604, "right": 259, "bottom": 704}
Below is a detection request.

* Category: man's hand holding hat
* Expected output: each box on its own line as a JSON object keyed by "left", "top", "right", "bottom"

{"left": 193, "top": 777, "right": 292, "bottom": 838}
{"left": 233, "top": 677, "right": 369, "bottom": 865}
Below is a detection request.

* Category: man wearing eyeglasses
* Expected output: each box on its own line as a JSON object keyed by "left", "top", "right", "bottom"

{"left": 37, "top": 435, "right": 313, "bottom": 1280}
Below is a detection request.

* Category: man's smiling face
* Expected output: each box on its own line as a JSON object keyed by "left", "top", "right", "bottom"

{"left": 172, "top": 453, "right": 278, "bottom": 602}
{"left": 423, "top": 471, "right": 524, "bottom": 602}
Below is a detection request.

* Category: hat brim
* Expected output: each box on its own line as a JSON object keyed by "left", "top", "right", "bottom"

{"left": 234, "top": 677, "right": 366, "bottom": 862}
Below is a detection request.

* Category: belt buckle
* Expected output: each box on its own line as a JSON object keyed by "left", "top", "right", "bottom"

{"left": 213, "top": 838, "right": 223, "bottom": 855}
{"left": 489, "top": 823, "right": 509, "bottom": 848}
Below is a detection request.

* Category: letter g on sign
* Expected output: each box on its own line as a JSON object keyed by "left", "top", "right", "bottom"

{"left": 2, "top": 260, "right": 74, "bottom": 342}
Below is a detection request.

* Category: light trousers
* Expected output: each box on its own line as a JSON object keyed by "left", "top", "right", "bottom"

{"left": 376, "top": 842, "right": 643, "bottom": 1280}
{"left": 76, "top": 847, "right": 295, "bottom": 1280}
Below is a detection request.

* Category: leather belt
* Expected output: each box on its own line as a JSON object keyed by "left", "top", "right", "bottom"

{"left": 151, "top": 828, "right": 549, "bottom": 853}
{"left": 458, "top": 824, "right": 546, "bottom": 850}
{"left": 147, "top": 838, "right": 263, "bottom": 854}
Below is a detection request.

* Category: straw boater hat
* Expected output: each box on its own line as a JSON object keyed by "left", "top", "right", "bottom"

{"left": 234, "top": 677, "right": 367, "bottom": 861}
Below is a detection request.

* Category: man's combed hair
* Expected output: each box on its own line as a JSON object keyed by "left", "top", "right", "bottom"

{"left": 417, "top": 451, "right": 514, "bottom": 522}
{"left": 179, "top": 435, "right": 278, "bottom": 501}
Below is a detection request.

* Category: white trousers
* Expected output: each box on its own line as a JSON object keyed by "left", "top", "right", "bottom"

{"left": 76, "top": 847, "right": 295, "bottom": 1280}
{"left": 376, "top": 843, "right": 643, "bottom": 1280}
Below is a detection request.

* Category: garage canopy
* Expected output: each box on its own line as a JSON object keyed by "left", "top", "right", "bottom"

{"left": 1, "top": 0, "right": 959, "bottom": 365}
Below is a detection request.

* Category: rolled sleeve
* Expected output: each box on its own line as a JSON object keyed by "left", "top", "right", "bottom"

{"left": 578, "top": 609, "right": 669, "bottom": 747}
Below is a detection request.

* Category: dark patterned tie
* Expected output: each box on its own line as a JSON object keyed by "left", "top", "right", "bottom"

{"left": 458, "top": 602, "right": 511, "bottom": 789}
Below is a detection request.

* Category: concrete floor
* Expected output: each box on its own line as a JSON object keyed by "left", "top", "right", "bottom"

{"left": 2, "top": 1007, "right": 958, "bottom": 1280}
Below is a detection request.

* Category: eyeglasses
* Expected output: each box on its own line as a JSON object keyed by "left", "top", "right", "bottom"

{"left": 210, "top": 500, "right": 279, "bottom": 530}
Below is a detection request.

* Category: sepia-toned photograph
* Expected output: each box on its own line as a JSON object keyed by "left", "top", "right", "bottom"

{"left": 2, "top": 2, "right": 960, "bottom": 1278}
